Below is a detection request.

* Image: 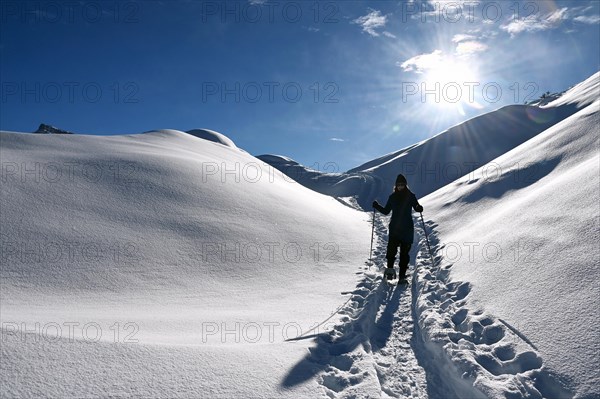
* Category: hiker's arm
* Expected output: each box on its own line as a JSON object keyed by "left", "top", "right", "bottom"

{"left": 373, "top": 196, "right": 392, "bottom": 215}
{"left": 413, "top": 195, "right": 423, "bottom": 213}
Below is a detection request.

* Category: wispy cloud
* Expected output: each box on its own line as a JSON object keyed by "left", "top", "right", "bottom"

{"left": 573, "top": 15, "right": 600, "bottom": 24}
{"left": 455, "top": 41, "right": 488, "bottom": 55}
{"left": 501, "top": 7, "right": 569, "bottom": 37}
{"left": 449, "top": 31, "right": 490, "bottom": 56}
{"left": 548, "top": 7, "right": 570, "bottom": 23}
{"left": 353, "top": 9, "right": 390, "bottom": 37}
{"left": 452, "top": 34, "right": 477, "bottom": 43}
{"left": 330, "top": 138, "right": 345, "bottom": 142}
{"left": 382, "top": 31, "right": 397, "bottom": 39}
{"left": 398, "top": 50, "right": 443, "bottom": 73}
{"left": 248, "top": 0, "right": 267, "bottom": 5}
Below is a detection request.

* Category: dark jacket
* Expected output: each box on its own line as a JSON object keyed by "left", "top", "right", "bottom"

{"left": 374, "top": 188, "right": 422, "bottom": 243}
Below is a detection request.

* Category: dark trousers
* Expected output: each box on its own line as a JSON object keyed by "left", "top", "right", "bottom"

{"left": 386, "top": 237, "right": 411, "bottom": 278}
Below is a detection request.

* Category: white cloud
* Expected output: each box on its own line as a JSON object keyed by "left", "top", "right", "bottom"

{"left": 353, "top": 9, "right": 389, "bottom": 37}
{"left": 501, "top": 7, "right": 569, "bottom": 37}
{"left": 452, "top": 34, "right": 477, "bottom": 43}
{"left": 248, "top": 0, "right": 267, "bottom": 5}
{"left": 573, "top": 15, "right": 600, "bottom": 24}
{"left": 398, "top": 50, "right": 443, "bottom": 73}
{"left": 501, "top": 19, "right": 544, "bottom": 35}
{"left": 451, "top": 32, "right": 489, "bottom": 56}
{"left": 455, "top": 41, "right": 488, "bottom": 55}
{"left": 547, "top": 7, "right": 570, "bottom": 23}
{"left": 382, "top": 31, "right": 397, "bottom": 39}
{"left": 330, "top": 138, "right": 345, "bottom": 142}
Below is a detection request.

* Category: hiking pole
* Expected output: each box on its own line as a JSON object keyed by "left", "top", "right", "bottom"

{"left": 420, "top": 212, "right": 436, "bottom": 268}
{"left": 367, "top": 208, "right": 376, "bottom": 267}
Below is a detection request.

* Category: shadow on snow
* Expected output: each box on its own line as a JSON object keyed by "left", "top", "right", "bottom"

{"left": 280, "top": 277, "right": 409, "bottom": 389}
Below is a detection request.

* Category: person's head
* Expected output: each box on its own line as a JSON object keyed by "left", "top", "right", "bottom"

{"left": 394, "top": 174, "right": 408, "bottom": 192}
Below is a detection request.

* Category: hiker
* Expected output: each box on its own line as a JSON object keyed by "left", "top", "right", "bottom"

{"left": 372, "top": 174, "right": 423, "bottom": 282}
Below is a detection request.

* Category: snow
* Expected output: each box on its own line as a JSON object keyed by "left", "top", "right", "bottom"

{"left": 543, "top": 71, "right": 600, "bottom": 109}
{"left": 1, "top": 71, "right": 599, "bottom": 398}
{"left": 261, "top": 75, "right": 597, "bottom": 211}
{"left": 416, "top": 98, "right": 600, "bottom": 398}
{"left": 185, "top": 128, "right": 240, "bottom": 149}
{"left": 0, "top": 128, "right": 370, "bottom": 397}
{"left": 256, "top": 72, "right": 599, "bottom": 398}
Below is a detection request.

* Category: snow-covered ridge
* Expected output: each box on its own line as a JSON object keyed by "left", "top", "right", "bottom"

{"left": 140, "top": 128, "right": 241, "bottom": 151}
{"left": 259, "top": 103, "right": 572, "bottom": 208}
{"left": 184, "top": 128, "right": 239, "bottom": 149}
{"left": 261, "top": 71, "right": 599, "bottom": 212}
{"left": 25, "top": 125, "right": 241, "bottom": 150}
{"left": 526, "top": 72, "right": 599, "bottom": 107}
{"left": 543, "top": 71, "right": 600, "bottom": 108}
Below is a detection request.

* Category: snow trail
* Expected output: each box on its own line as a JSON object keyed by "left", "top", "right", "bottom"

{"left": 412, "top": 218, "right": 575, "bottom": 399}
{"left": 283, "top": 213, "right": 434, "bottom": 398}
{"left": 287, "top": 209, "right": 576, "bottom": 398}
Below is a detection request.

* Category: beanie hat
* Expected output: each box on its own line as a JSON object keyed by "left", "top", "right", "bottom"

{"left": 395, "top": 174, "right": 407, "bottom": 185}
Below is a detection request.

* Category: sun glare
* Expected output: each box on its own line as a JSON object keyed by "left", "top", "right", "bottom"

{"left": 423, "top": 59, "right": 483, "bottom": 114}
{"left": 381, "top": 30, "right": 494, "bottom": 135}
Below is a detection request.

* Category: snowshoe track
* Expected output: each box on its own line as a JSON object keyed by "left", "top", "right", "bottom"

{"left": 310, "top": 215, "right": 429, "bottom": 398}
{"left": 413, "top": 220, "right": 574, "bottom": 399}
{"left": 286, "top": 214, "right": 574, "bottom": 398}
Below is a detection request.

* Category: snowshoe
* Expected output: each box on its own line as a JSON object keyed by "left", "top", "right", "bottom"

{"left": 384, "top": 267, "right": 396, "bottom": 281}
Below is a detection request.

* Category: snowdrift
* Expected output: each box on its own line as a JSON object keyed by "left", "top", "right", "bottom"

{"left": 0, "top": 129, "right": 370, "bottom": 397}
{"left": 185, "top": 128, "right": 239, "bottom": 149}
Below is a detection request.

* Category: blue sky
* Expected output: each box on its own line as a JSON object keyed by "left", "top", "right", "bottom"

{"left": 1, "top": 0, "right": 599, "bottom": 171}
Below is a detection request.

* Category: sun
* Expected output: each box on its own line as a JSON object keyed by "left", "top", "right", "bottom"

{"left": 423, "top": 59, "right": 482, "bottom": 113}
{"left": 426, "top": 60, "right": 477, "bottom": 89}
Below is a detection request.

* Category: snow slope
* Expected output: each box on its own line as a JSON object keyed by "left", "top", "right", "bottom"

{"left": 255, "top": 154, "right": 383, "bottom": 206}
{"left": 413, "top": 85, "right": 599, "bottom": 397}
{"left": 0, "top": 129, "right": 371, "bottom": 397}
{"left": 259, "top": 72, "right": 599, "bottom": 399}
{"left": 260, "top": 73, "right": 599, "bottom": 210}
{"left": 543, "top": 72, "right": 599, "bottom": 109}
{"left": 1, "top": 72, "right": 598, "bottom": 399}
